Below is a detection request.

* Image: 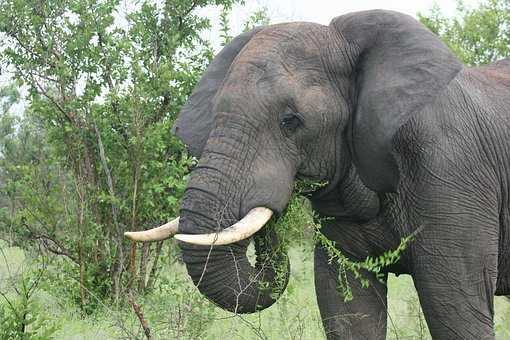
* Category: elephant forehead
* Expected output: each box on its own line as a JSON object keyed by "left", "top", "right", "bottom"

{"left": 231, "top": 23, "right": 327, "bottom": 74}
{"left": 213, "top": 24, "right": 333, "bottom": 116}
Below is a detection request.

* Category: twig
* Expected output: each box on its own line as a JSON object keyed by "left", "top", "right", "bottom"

{"left": 128, "top": 294, "right": 152, "bottom": 340}
{"left": 93, "top": 121, "right": 125, "bottom": 302}
{"left": 30, "top": 234, "right": 79, "bottom": 264}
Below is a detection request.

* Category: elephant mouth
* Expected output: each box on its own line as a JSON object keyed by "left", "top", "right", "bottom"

{"left": 124, "top": 206, "right": 273, "bottom": 246}
{"left": 296, "top": 178, "right": 330, "bottom": 197}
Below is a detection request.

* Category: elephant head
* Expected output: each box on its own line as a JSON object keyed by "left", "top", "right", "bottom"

{"left": 126, "top": 10, "right": 462, "bottom": 313}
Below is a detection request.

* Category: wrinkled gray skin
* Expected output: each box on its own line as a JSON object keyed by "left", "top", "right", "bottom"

{"left": 172, "top": 10, "right": 510, "bottom": 339}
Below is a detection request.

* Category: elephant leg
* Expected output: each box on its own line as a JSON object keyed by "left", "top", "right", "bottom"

{"left": 402, "top": 176, "right": 500, "bottom": 339}
{"left": 314, "top": 245, "right": 388, "bottom": 340}
{"left": 412, "top": 241, "right": 498, "bottom": 339}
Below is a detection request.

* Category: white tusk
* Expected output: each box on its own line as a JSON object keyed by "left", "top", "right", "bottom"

{"left": 174, "top": 207, "right": 273, "bottom": 246}
{"left": 124, "top": 217, "right": 179, "bottom": 242}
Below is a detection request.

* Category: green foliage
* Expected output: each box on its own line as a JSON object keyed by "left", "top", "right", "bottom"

{"left": 0, "top": 83, "right": 19, "bottom": 114}
{"left": 314, "top": 227, "right": 413, "bottom": 301}
{"left": 262, "top": 182, "right": 413, "bottom": 302}
{"left": 254, "top": 192, "right": 315, "bottom": 299}
{"left": 242, "top": 7, "right": 270, "bottom": 32}
{"left": 267, "top": 191, "right": 316, "bottom": 250}
{"left": 220, "top": 4, "right": 270, "bottom": 44}
{"left": 219, "top": 4, "right": 234, "bottom": 45}
{"left": 0, "top": 288, "right": 59, "bottom": 340}
{"left": 0, "top": 0, "right": 244, "bottom": 305}
{"left": 143, "top": 262, "right": 217, "bottom": 339}
{"left": 0, "top": 244, "right": 60, "bottom": 339}
{"left": 0, "top": 0, "right": 278, "bottom": 332}
{"left": 419, "top": 0, "right": 510, "bottom": 65}
{"left": 295, "top": 179, "right": 329, "bottom": 194}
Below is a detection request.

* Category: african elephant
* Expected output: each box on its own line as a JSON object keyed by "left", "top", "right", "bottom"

{"left": 125, "top": 10, "right": 510, "bottom": 339}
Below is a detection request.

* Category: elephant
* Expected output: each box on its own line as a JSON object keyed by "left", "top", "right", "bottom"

{"left": 125, "top": 9, "right": 510, "bottom": 340}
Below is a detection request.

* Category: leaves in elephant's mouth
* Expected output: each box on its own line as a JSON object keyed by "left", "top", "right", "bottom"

{"left": 256, "top": 183, "right": 415, "bottom": 302}
{"left": 252, "top": 191, "right": 314, "bottom": 299}
{"left": 294, "top": 179, "right": 330, "bottom": 194}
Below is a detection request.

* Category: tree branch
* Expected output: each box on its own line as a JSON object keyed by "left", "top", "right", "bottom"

{"left": 128, "top": 294, "right": 152, "bottom": 340}
{"left": 30, "top": 234, "right": 79, "bottom": 265}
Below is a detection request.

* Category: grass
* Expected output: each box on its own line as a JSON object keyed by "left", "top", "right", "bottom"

{"left": 1, "top": 241, "right": 509, "bottom": 339}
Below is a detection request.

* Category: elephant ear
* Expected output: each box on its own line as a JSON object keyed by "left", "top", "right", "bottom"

{"left": 330, "top": 10, "right": 462, "bottom": 192}
{"left": 172, "top": 27, "right": 265, "bottom": 157}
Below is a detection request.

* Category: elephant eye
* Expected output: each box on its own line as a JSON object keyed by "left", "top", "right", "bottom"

{"left": 279, "top": 112, "right": 302, "bottom": 136}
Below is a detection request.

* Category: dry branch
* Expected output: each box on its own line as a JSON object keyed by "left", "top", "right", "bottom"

{"left": 128, "top": 295, "right": 152, "bottom": 340}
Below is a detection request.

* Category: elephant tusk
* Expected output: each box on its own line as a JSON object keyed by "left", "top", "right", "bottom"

{"left": 174, "top": 207, "right": 273, "bottom": 246}
{"left": 124, "top": 217, "right": 179, "bottom": 242}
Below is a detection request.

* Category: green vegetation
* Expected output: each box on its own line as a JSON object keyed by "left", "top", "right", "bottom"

{"left": 418, "top": 0, "right": 510, "bottom": 65}
{"left": 0, "top": 0, "right": 219, "bottom": 308}
{"left": 314, "top": 225, "right": 414, "bottom": 301}
{"left": 1, "top": 240, "right": 510, "bottom": 339}
{"left": 0, "top": 0, "right": 509, "bottom": 339}
{"left": 265, "top": 190, "right": 415, "bottom": 302}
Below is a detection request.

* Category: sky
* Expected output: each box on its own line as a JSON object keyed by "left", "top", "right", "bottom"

{"left": 243, "top": 0, "right": 480, "bottom": 22}
{"left": 198, "top": 0, "right": 482, "bottom": 49}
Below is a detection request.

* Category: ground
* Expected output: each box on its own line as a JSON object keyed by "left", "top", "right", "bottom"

{"left": 1, "top": 242, "right": 509, "bottom": 339}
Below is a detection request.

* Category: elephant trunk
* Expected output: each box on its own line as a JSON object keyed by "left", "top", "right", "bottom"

{"left": 176, "top": 114, "right": 295, "bottom": 312}
{"left": 177, "top": 146, "right": 291, "bottom": 312}
{"left": 178, "top": 202, "right": 289, "bottom": 313}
